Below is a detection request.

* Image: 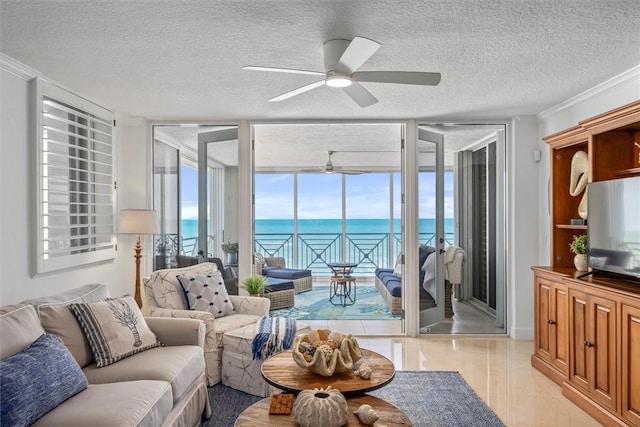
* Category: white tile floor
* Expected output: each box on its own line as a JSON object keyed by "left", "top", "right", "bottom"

{"left": 295, "top": 282, "right": 601, "bottom": 425}
{"left": 297, "top": 334, "right": 601, "bottom": 427}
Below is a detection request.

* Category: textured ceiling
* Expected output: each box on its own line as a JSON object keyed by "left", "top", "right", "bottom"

{"left": 2, "top": 0, "right": 639, "bottom": 121}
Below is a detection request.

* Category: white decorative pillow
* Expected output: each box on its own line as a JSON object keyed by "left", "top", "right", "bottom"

{"left": 177, "top": 270, "right": 235, "bottom": 318}
{"left": 393, "top": 253, "right": 403, "bottom": 277}
{"left": 69, "top": 296, "right": 160, "bottom": 368}
{"left": 146, "top": 263, "right": 216, "bottom": 310}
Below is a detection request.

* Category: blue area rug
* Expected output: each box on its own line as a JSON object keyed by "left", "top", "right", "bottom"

{"left": 269, "top": 285, "right": 400, "bottom": 320}
{"left": 201, "top": 371, "right": 505, "bottom": 427}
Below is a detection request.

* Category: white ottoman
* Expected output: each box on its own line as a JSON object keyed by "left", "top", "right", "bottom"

{"left": 221, "top": 321, "right": 310, "bottom": 397}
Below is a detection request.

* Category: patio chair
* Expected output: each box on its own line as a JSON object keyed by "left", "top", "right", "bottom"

{"left": 254, "top": 254, "right": 313, "bottom": 293}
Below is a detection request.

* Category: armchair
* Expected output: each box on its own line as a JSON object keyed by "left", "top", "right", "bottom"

{"left": 255, "top": 255, "right": 313, "bottom": 293}
{"left": 143, "top": 262, "right": 270, "bottom": 386}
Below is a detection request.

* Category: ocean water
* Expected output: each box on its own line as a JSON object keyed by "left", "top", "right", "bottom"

{"left": 182, "top": 218, "right": 454, "bottom": 240}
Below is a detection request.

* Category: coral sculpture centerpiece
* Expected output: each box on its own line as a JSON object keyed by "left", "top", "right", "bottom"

{"left": 292, "top": 329, "right": 362, "bottom": 377}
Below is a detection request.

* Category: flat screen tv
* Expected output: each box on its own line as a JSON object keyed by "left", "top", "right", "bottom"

{"left": 587, "top": 176, "right": 640, "bottom": 279}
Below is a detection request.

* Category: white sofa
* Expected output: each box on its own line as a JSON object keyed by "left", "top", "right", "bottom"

{"left": 143, "top": 262, "right": 271, "bottom": 386}
{"left": 0, "top": 284, "right": 211, "bottom": 427}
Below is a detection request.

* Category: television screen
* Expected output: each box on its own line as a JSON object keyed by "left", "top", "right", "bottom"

{"left": 587, "top": 176, "right": 640, "bottom": 279}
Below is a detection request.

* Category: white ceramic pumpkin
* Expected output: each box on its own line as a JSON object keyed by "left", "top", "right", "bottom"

{"left": 292, "top": 387, "right": 348, "bottom": 427}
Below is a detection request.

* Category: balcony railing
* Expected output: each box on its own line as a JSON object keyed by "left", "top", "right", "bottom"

{"left": 255, "top": 232, "right": 455, "bottom": 276}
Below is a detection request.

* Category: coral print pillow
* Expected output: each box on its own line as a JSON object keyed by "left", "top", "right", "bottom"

{"left": 69, "top": 296, "right": 160, "bottom": 367}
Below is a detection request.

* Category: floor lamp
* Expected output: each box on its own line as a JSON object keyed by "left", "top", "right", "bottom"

{"left": 119, "top": 209, "right": 159, "bottom": 308}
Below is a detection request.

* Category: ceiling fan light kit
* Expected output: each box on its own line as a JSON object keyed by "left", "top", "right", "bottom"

{"left": 325, "top": 72, "right": 352, "bottom": 88}
{"left": 243, "top": 36, "right": 441, "bottom": 108}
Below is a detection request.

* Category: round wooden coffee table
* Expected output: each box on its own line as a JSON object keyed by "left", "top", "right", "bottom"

{"left": 261, "top": 349, "right": 395, "bottom": 395}
{"left": 234, "top": 394, "right": 412, "bottom": 426}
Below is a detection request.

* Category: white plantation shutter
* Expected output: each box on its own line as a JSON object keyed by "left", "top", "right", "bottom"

{"left": 33, "top": 78, "right": 116, "bottom": 274}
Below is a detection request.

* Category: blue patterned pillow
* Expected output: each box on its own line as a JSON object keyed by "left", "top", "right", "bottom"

{"left": 177, "top": 270, "right": 235, "bottom": 318}
{"left": 1, "top": 334, "right": 88, "bottom": 426}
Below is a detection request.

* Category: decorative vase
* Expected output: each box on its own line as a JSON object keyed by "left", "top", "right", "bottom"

{"left": 226, "top": 252, "right": 238, "bottom": 265}
{"left": 574, "top": 254, "right": 588, "bottom": 272}
{"left": 292, "top": 387, "right": 348, "bottom": 427}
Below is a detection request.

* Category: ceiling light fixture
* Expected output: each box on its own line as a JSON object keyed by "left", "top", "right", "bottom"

{"left": 325, "top": 73, "right": 352, "bottom": 88}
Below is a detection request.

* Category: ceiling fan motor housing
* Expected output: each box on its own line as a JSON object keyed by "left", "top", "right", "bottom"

{"left": 323, "top": 39, "right": 351, "bottom": 73}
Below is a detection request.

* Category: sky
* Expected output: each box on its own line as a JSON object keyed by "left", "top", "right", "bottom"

{"left": 181, "top": 166, "right": 454, "bottom": 220}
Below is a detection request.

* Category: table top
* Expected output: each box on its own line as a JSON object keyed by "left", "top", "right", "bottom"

{"left": 234, "top": 394, "right": 412, "bottom": 426}
{"left": 261, "top": 349, "right": 395, "bottom": 395}
{"left": 327, "top": 262, "right": 358, "bottom": 269}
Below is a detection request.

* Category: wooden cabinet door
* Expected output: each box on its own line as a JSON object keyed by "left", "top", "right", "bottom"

{"left": 535, "top": 278, "right": 553, "bottom": 364}
{"left": 552, "top": 283, "right": 568, "bottom": 373}
{"left": 569, "top": 288, "right": 590, "bottom": 393}
{"left": 535, "top": 276, "right": 568, "bottom": 374}
{"left": 621, "top": 302, "right": 640, "bottom": 425}
{"left": 589, "top": 295, "right": 616, "bottom": 411}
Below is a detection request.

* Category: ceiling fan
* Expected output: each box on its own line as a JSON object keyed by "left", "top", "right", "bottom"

{"left": 243, "top": 36, "right": 441, "bottom": 107}
{"left": 303, "top": 151, "right": 365, "bottom": 175}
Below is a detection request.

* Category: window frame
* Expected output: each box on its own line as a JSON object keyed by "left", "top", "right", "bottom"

{"left": 32, "top": 78, "right": 116, "bottom": 275}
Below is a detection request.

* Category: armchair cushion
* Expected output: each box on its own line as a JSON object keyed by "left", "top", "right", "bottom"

{"left": 69, "top": 296, "right": 160, "bottom": 368}
{"left": 264, "top": 268, "right": 312, "bottom": 280}
{"left": 146, "top": 262, "right": 217, "bottom": 310}
{"left": 177, "top": 270, "right": 235, "bottom": 318}
{"left": 1, "top": 334, "right": 88, "bottom": 426}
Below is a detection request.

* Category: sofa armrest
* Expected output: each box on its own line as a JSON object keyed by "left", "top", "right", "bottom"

{"left": 265, "top": 257, "right": 286, "bottom": 268}
{"left": 145, "top": 317, "right": 205, "bottom": 348}
{"left": 147, "top": 307, "right": 217, "bottom": 350}
{"left": 229, "top": 295, "right": 270, "bottom": 316}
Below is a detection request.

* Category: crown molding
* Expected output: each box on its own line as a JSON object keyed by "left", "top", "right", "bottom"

{"left": 0, "top": 53, "right": 40, "bottom": 80}
{"left": 537, "top": 65, "right": 640, "bottom": 120}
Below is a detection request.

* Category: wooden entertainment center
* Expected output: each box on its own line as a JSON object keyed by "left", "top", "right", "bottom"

{"left": 532, "top": 100, "right": 640, "bottom": 427}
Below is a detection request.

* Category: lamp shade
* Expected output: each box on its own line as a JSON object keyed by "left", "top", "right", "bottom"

{"left": 119, "top": 209, "right": 159, "bottom": 235}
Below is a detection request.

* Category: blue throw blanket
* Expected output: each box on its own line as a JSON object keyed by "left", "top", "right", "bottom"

{"left": 251, "top": 317, "right": 297, "bottom": 360}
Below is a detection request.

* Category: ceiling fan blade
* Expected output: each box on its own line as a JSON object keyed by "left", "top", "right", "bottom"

{"left": 334, "top": 169, "right": 365, "bottom": 175}
{"left": 268, "top": 80, "right": 326, "bottom": 102}
{"left": 243, "top": 66, "right": 325, "bottom": 76}
{"left": 353, "top": 71, "right": 442, "bottom": 86}
{"left": 342, "top": 82, "right": 378, "bottom": 107}
{"left": 335, "top": 36, "right": 381, "bottom": 74}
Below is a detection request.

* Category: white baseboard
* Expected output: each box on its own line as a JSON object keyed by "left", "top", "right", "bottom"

{"left": 510, "top": 326, "right": 534, "bottom": 340}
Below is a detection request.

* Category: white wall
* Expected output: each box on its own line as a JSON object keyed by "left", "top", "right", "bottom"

{"left": 536, "top": 67, "right": 640, "bottom": 265}
{"left": 0, "top": 59, "right": 150, "bottom": 305}
{"left": 509, "top": 116, "right": 540, "bottom": 340}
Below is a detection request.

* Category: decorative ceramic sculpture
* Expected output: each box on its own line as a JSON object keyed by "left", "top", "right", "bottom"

{"left": 292, "top": 386, "right": 349, "bottom": 427}
{"left": 292, "top": 329, "right": 362, "bottom": 376}
{"left": 354, "top": 404, "right": 379, "bottom": 425}
{"left": 569, "top": 150, "right": 589, "bottom": 219}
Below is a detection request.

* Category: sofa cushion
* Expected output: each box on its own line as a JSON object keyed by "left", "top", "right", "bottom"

{"left": 265, "top": 277, "right": 295, "bottom": 291}
{"left": 381, "top": 275, "right": 403, "bottom": 297}
{"left": 393, "top": 253, "right": 403, "bottom": 276}
{"left": 32, "top": 381, "right": 173, "bottom": 427}
{"left": 21, "top": 284, "right": 109, "bottom": 306}
{"left": 177, "top": 270, "right": 235, "bottom": 318}
{"left": 69, "top": 296, "right": 161, "bottom": 367}
{"left": 265, "top": 268, "right": 312, "bottom": 280}
{"left": 0, "top": 304, "right": 45, "bottom": 359}
{"left": 82, "top": 345, "right": 203, "bottom": 405}
{"left": 1, "top": 334, "right": 88, "bottom": 426}
{"left": 146, "top": 262, "right": 217, "bottom": 310}
{"left": 38, "top": 303, "right": 94, "bottom": 368}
